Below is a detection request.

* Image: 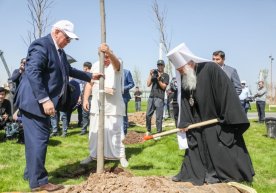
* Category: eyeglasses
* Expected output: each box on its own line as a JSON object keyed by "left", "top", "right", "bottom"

{"left": 60, "top": 30, "right": 72, "bottom": 41}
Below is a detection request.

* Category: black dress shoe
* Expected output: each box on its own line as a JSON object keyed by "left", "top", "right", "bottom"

{"left": 172, "top": 175, "right": 182, "bottom": 182}
{"left": 50, "top": 132, "right": 58, "bottom": 137}
{"left": 80, "top": 131, "right": 87, "bottom": 135}
{"left": 31, "top": 183, "right": 64, "bottom": 192}
{"left": 23, "top": 175, "right": 29, "bottom": 181}
{"left": 17, "top": 140, "right": 25, "bottom": 144}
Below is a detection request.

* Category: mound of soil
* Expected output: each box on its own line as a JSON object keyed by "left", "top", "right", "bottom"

{"left": 60, "top": 171, "right": 242, "bottom": 193}
{"left": 122, "top": 131, "right": 145, "bottom": 145}
{"left": 128, "top": 112, "right": 155, "bottom": 127}
{"left": 128, "top": 112, "right": 175, "bottom": 128}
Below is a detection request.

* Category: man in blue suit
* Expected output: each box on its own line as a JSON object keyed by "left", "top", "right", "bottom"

{"left": 122, "top": 68, "right": 135, "bottom": 135}
{"left": 212, "top": 50, "right": 242, "bottom": 95}
{"left": 14, "top": 20, "right": 102, "bottom": 192}
{"left": 9, "top": 58, "right": 26, "bottom": 93}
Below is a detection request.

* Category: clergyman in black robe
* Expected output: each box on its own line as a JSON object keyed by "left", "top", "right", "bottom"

{"left": 166, "top": 43, "right": 255, "bottom": 185}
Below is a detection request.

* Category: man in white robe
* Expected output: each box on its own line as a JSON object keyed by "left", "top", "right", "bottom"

{"left": 80, "top": 43, "right": 128, "bottom": 167}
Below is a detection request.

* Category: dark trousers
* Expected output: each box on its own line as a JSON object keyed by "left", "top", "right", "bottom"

{"left": 256, "top": 101, "right": 266, "bottom": 122}
{"left": 77, "top": 105, "right": 82, "bottom": 126}
{"left": 146, "top": 97, "right": 164, "bottom": 133}
{"left": 240, "top": 100, "right": 250, "bottom": 115}
{"left": 172, "top": 101, "right": 179, "bottom": 127}
{"left": 123, "top": 98, "right": 129, "bottom": 135}
{"left": 81, "top": 95, "right": 92, "bottom": 133}
{"left": 21, "top": 111, "right": 50, "bottom": 189}
{"left": 50, "top": 111, "right": 60, "bottom": 133}
{"left": 135, "top": 101, "right": 141, "bottom": 111}
{"left": 60, "top": 111, "right": 68, "bottom": 133}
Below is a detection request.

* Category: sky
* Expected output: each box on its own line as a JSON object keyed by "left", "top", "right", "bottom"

{"left": 0, "top": 0, "right": 276, "bottom": 93}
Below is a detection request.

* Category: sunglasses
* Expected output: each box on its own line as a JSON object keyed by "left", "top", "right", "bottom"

{"left": 60, "top": 30, "right": 72, "bottom": 41}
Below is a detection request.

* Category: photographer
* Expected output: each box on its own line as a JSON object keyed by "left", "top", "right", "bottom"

{"left": 9, "top": 58, "right": 26, "bottom": 94}
{"left": 146, "top": 60, "right": 169, "bottom": 135}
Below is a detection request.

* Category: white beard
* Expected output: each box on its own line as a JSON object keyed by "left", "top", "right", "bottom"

{"left": 182, "top": 66, "right": 197, "bottom": 90}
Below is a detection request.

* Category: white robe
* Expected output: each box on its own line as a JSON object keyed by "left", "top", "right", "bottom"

{"left": 89, "top": 61, "right": 126, "bottom": 159}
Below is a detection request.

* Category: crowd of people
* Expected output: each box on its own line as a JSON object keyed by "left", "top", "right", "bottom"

{"left": 0, "top": 19, "right": 269, "bottom": 192}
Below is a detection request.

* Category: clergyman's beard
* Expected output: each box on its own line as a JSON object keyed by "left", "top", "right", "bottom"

{"left": 182, "top": 66, "right": 197, "bottom": 90}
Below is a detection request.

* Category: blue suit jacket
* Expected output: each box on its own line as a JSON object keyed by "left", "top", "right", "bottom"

{"left": 10, "top": 69, "right": 22, "bottom": 85}
{"left": 8, "top": 69, "right": 22, "bottom": 94}
{"left": 122, "top": 69, "right": 135, "bottom": 102}
{"left": 223, "top": 65, "right": 242, "bottom": 95}
{"left": 14, "top": 34, "right": 92, "bottom": 118}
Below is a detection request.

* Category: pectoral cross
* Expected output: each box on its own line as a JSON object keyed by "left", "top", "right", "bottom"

{"left": 189, "top": 94, "right": 194, "bottom": 107}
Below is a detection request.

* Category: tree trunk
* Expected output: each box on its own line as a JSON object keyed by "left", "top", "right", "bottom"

{"left": 97, "top": 0, "right": 106, "bottom": 173}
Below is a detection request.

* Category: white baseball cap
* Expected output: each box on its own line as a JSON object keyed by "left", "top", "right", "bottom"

{"left": 167, "top": 42, "right": 210, "bottom": 69}
{"left": 53, "top": 20, "right": 79, "bottom": 40}
{"left": 241, "top": 80, "right": 246, "bottom": 84}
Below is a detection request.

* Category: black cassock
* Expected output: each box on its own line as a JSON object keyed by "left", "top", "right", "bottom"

{"left": 176, "top": 62, "right": 255, "bottom": 185}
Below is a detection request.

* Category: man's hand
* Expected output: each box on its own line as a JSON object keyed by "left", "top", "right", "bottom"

{"left": 179, "top": 128, "right": 188, "bottom": 132}
{"left": 42, "top": 100, "right": 55, "bottom": 116}
{"left": 83, "top": 99, "right": 89, "bottom": 112}
{"left": 105, "top": 87, "right": 114, "bottom": 95}
{"left": 158, "top": 71, "right": 161, "bottom": 77}
{"left": 13, "top": 113, "right": 18, "bottom": 121}
{"left": 77, "top": 96, "right": 82, "bottom": 105}
{"left": 100, "top": 43, "right": 110, "bottom": 54}
{"left": 92, "top": 73, "right": 104, "bottom": 81}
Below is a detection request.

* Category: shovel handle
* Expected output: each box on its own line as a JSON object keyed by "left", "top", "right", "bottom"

{"left": 143, "top": 118, "right": 219, "bottom": 141}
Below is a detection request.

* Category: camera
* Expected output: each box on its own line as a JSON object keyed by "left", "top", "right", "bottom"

{"left": 152, "top": 69, "right": 159, "bottom": 81}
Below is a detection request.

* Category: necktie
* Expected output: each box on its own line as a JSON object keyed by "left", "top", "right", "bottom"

{"left": 58, "top": 49, "right": 68, "bottom": 105}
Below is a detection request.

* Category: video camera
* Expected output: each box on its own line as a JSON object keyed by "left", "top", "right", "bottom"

{"left": 151, "top": 69, "right": 159, "bottom": 81}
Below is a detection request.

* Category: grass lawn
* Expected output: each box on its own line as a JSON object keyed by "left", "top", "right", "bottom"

{"left": 248, "top": 102, "right": 276, "bottom": 113}
{"left": 0, "top": 114, "right": 275, "bottom": 192}
{"left": 73, "top": 100, "right": 276, "bottom": 113}
{"left": 127, "top": 100, "right": 276, "bottom": 113}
